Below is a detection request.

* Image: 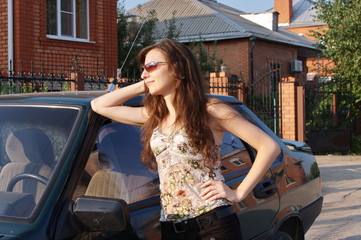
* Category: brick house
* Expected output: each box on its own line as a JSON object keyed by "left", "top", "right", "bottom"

{"left": 129, "top": 0, "right": 318, "bottom": 86}
{"left": 276, "top": 0, "right": 359, "bottom": 151}
{"left": 129, "top": 0, "right": 319, "bottom": 141}
{"left": 0, "top": 0, "right": 117, "bottom": 80}
{"left": 275, "top": 0, "right": 332, "bottom": 80}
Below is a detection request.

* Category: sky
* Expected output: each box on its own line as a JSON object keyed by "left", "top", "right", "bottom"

{"left": 123, "top": 0, "right": 274, "bottom": 13}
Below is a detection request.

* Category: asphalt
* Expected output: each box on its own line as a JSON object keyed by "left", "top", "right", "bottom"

{"left": 305, "top": 155, "right": 361, "bottom": 240}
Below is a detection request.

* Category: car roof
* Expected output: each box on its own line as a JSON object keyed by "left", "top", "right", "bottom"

{"left": 0, "top": 91, "right": 242, "bottom": 106}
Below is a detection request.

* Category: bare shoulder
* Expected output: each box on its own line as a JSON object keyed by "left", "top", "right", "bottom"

{"left": 206, "top": 97, "right": 239, "bottom": 119}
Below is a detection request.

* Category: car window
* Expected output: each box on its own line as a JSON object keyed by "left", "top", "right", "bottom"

{"left": 76, "top": 122, "right": 159, "bottom": 204}
{"left": 72, "top": 122, "right": 160, "bottom": 240}
{"left": 0, "top": 105, "right": 80, "bottom": 218}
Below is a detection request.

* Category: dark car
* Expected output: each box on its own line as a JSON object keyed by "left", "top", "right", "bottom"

{"left": 0, "top": 91, "right": 322, "bottom": 240}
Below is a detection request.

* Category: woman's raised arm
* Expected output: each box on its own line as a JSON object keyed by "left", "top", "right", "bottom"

{"left": 91, "top": 81, "right": 149, "bottom": 126}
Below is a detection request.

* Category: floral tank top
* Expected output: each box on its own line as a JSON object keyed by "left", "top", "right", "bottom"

{"left": 150, "top": 126, "right": 231, "bottom": 222}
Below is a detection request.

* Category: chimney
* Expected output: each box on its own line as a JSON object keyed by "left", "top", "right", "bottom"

{"left": 274, "top": 0, "right": 293, "bottom": 24}
{"left": 240, "top": 12, "right": 279, "bottom": 31}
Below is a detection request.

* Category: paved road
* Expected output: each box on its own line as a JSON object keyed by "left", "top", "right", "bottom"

{"left": 305, "top": 155, "right": 361, "bottom": 240}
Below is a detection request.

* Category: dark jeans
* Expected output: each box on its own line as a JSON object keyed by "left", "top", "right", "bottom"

{"left": 161, "top": 212, "right": 243, "bottom": 240}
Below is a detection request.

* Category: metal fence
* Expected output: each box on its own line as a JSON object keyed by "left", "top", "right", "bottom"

{"left": 0, "top": 70, "right": 113, "bottom": 94}
{"left": 304, "top": 78, "right": 353, "bottom": 153}
{"left": 246, "top": 62, "right": 282, "bottom": 136}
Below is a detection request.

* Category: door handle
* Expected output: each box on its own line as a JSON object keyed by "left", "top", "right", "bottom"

{"left": 253, "top": 179, "right": 277, "bottom": 199}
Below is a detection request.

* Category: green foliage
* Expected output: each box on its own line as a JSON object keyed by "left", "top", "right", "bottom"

{"left": 0, "top": 82, "right": 49, "bottom": 94}
{"left": 307, "top": 162, "right": 321, "bottom": 181}
{"left": 246, "top": 94, "right": 279, "bottom": 134}
{"left": 117, "top": 1, "right": 158, "bottom": 79}
{"left": 162, "top": 11, "right": 182, "bottom": 40}
{"left": 305, "top": 80, "right": 352, "bottom": 131}
{"left": 312, "top": 0, "right": 361, "bottom": 106}
{"left": 117, "top": 1, "right": 223, "bottom": 80}
{"left": 351, "top": 134, "right": 361, "bottom": 154}
{"left": 189, "top": 41, "right": 223, "bottom": 75}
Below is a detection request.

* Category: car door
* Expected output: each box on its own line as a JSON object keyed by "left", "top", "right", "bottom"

{"left": 70, "top": 122, "right": 162, "bottom": 240}
{"left": 220, "top": 108, "right": 280, "bottom": 239}
{"left": 70, "top": 116, "right": 280, "bottom": 239}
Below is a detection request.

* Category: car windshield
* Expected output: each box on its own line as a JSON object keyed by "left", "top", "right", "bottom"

{"left": 0, "top": 105, "right": 80, "bottom": 218}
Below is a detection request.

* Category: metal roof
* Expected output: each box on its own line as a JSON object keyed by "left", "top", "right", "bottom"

{"left": 269, "top": 0, "right": 325, "bottom": 27}
{"left": 128, "top": 0, "right": 317, "bottom": 49}
{"left": 291, "top": 0, "right": 324, "bottom": 26}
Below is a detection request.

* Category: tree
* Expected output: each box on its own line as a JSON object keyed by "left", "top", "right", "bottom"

{"left": 189, "top": 41, "right": 223, "bottom": 76}
{"left": 117, "top": 1, "right": 223, "bottom": 80}
{"left": 312, "top": 0, "right": 361, "bottom": 103}
{"left": 117, "top": 1, "right": 158, "bottom": 79}
{"left": 162, "top": 11, "right": 182, "bottom": 40}
{"left": 312, "top": 0, "right": 361, "bottom": 153}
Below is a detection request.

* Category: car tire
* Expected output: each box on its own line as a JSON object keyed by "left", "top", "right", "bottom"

{"left": 274, "top": 231, "right": 293, "bottom": 240}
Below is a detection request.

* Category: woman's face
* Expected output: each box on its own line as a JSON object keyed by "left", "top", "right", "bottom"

{"left": 141, "top": 49, "right": 175, "bottom": 97}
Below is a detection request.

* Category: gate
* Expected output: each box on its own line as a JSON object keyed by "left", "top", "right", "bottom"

{"left": 304, "top": 78, "right": 353, "bottom": 153}
{"left": 246, "top": 62, "right": 282, "bottom": 136}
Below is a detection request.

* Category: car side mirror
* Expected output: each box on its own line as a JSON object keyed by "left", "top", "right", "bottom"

{"left": 282, "top": 139, "right": 312, "bottom": 152}
{"left": 73, "top": 196, "right": 130, "bottom": 231}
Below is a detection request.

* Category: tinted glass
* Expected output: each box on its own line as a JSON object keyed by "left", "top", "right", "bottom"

{"left": 78, "top": 122, "right": 159, "bottom": 203}
{"left": 0, "top": 105, "right": 80, "bottom": 218}
{"left": 72, "top": 122, "right": 160, "bottom": 240}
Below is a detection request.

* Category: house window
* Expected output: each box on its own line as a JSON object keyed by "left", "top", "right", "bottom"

{"left": 47, "top": 0, "right": 89, "bottom": 41}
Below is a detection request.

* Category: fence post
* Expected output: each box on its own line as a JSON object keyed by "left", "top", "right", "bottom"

{"left": 70, "top": 72, "right": 84, "bottom": 91}
{"left": 296, "top": 85, "right": 305, "bottom": 142}
{"left": 280, "top": 77, "right": 305, "bottom": 141}
{"left": 209, "top": 72, "right": 246, "bottom": 102}
{"left": 69, "top": 56, "right": 84, "bottom": 91}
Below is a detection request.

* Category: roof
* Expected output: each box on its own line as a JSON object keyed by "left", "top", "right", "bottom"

{"left": 0, "top": 91, "right": 104, "bottom": 101}
{"left": 128, "top": 0, "right": 316, "bottom": 49}
{"left": 0, "top": 91, "right": 241, "bottom": 105}
{"left": 276, "top": 0, "right": 325, "bottom": 27}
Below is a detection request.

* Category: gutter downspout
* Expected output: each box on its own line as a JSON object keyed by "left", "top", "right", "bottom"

{"left": 249, "top": 36, "right": 256, "bottom": 95}
{"left": 8, "top": 0, "right": 14, "bottom": 74}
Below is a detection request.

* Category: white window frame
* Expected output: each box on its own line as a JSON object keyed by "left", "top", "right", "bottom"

{"left": 47, "top": 0, "right": 91, "bottom": 43}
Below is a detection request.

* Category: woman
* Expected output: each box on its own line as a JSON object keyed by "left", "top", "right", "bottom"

{"left": 91, "top": 39, "right": 280, "bottom": 240}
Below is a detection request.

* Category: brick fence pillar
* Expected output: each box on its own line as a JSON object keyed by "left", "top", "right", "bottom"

{"left": 70, "top": 56, "right": 84, "bottom": 91}
{"left": 209, "top": 72, "right": 245, "bottom": 101}
{"left": 280, "top": 77, "right": 305, "bottom": 142}
{"left": 70, "top": 72, "right": 85, "bottom": 91}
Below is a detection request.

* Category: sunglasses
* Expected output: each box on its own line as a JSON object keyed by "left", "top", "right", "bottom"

{"left": 140, "top": 61, "right": 167, "bottom": 73}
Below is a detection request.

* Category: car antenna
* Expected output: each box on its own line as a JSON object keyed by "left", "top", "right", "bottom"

{"left": 107, "top": 14, "right": 148, "bottom": 92}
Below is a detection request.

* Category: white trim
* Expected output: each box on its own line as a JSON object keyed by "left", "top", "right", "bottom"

{"left": 46, "top": 35, "right": 95, "bottom": 43}
{"left": 86, "top": 0, "right": 89, "bottom": 40}
{"left": 57, "top": 0, "right": 61, "bottom": 37}
{"left": 72, "top": 0, "right": 76, "bottom": 37}
{"left": 8, "top": 0, "right": 14, "bottom": 72}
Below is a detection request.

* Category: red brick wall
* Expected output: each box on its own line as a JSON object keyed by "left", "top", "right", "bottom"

{"left": 205, "top": 39, "right": 250, "bottom": 80}
{"left": 0, "top": 0, "right": 8, "bottom": 71}
{"left": 205, "top": 38, "right": 305, "bottom": 85}
{"left": 3, "top": 0, "right": 117, "bottom": 77}
{"left": 205, "top": 38, "right": 308, "bottom": 141}
{"left": 275, "top": 0, "right": 293, "bottom": 24}
{"left": 253, "top": 40, "right": 299, "bottom": 81}
{"left": 287, "top": 25, "right": 335, "bottom": 78}
{"left": 286, "top": 25, "right": 327, "bottom": 41}
{"left": 280, "top": 79, "right": 297, "bottom": 140}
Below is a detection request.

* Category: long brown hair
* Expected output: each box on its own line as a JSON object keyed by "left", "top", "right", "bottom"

{"left": 138, "top": 39, "right": 218, "bottom": 170}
